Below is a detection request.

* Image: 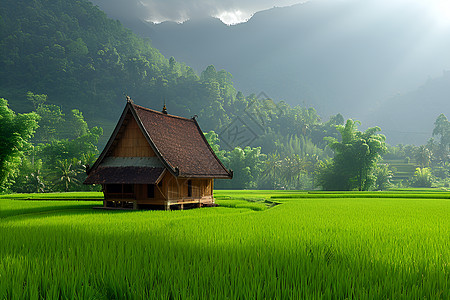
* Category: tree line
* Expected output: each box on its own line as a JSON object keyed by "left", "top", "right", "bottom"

{"left": 0, "top": 93, "right": 101, "bottom": 193}
{"left": 3, "top": 91, "right": 450, "bottom": 193}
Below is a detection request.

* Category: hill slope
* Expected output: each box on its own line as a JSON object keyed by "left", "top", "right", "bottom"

{"left": 112, "top": 0, "right": 450, "bottom": 144}
{"left": 367, "top": 71, "right": 450, "bottom": 145}
{"left": 1, "top": 0, "right": 345, "bottom": 156}
{"left": 0, "top": 0, "right": 236, "bottom": 133}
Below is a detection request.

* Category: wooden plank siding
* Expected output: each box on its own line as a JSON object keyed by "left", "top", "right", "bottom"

{"left": 112, "top": 117, "right": 155, "bottom": 157}
{"left": 102, "top": 177, "right": 215, "bottom": 208}
{"left": 107, "top": 176, "right": 215, "bottom": 206}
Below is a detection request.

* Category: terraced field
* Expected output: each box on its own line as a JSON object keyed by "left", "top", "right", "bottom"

{"left": 383, "top": 159, "right": 417, "bottom": 184}
{"left": 0, "top": 190, "right": 448, "bottom": 299}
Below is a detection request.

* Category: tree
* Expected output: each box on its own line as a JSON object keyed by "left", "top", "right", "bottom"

{"left": 432, "top": 114, "right": 450, "bottom": 164}
{"left": 33, "top": 102, "right": 65, "bottom": 143}
{"left": 304, "top": 154, "right": 321, "bottom": 188}
{"left": 204, "top": 130, "right": 226, "bottom": 161}
{"left": 433, "top": 114, "right": 450, "bottom": 147}
{"left": 281, "top": 155, "right": 307, "bottom": 189}
{"left": 320, "top": 119, "right": 387, "bottom": 191}
{"left": 217, "top": 146, "right": 266, "bottom": 189}
{"left": 373, "top": 164, "right": 393, "bottom": 190}
{"left": 11, "top": 156, "right": 46, "bottom": 193}
{"left": 0, "top": 98, "right": 40, "bottom": 191}
{"left": 411, "top": 167, "right": 433, "bottom": 188}
{"left": 415, "top": 145, "right": 432, "bottom": 168}
{"left": 261, "top": 153, "right": 282, "bottom": 189}
{"left": 27, "top": 91, "right": 47, "bottom": 110}
{"left": 51, "top": 159, "right": 82, "bottom": 192}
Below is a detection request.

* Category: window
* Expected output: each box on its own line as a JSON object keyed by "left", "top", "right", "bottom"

{"left": 147, "top": 184, "right": 155, "bottom": 198}
{"left": 187, "top": 180, "right": 192, "bottom": 197}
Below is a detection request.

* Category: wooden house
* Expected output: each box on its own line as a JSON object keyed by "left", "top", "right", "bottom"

{"left": 84, "top": 98, "right": 232, "bottom": 210}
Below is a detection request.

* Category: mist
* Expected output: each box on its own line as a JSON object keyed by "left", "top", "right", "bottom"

{"left": 88, "top": 0, "right": 450, "bottom": 145}
{"left": 90, "top": 0, "right": 305, "bottom": 24}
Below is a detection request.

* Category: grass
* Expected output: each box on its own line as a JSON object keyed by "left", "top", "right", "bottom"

{"left": 0, "top": 190, "right": 448, "bottom": 299}
{"left": 0, "top": 192, "right": 103, "bottom": 200}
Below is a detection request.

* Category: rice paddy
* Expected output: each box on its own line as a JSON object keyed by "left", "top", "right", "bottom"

{"left": 0, "top": 190, "right": 448, "bottom": 299}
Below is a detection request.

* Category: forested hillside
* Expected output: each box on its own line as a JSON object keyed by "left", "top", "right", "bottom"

{"left": 1, "top": 0, "right": 183, "bottom": 124}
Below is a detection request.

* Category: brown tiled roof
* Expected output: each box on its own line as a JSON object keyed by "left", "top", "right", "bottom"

{"left": 132, "top": 104, "right": 231, "bottom": 178}
{"left": 84, "top": 167, "right": 165, "bottom": 184}
{"left": 84, "top": 102, "right": 232, "bottom": 185}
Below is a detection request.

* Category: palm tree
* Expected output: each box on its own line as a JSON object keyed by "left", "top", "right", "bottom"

{"left": 281, "top": 156, "right": 296, "bottom": 188}
{"left": 304, "top": 154, "right": 321, "bottom": 189}
{"left": 262, "top": 153, "right": 282, "bottom": 189}
{"left": 52, "top": 159, "right": 81, "bottom": 192}
{"left": 26, "top": 169, "right": 45, "bottom": 193}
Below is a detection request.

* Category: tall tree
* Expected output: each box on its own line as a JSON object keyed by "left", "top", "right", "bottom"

{"left": 432, "top": 114, "right": 450, "bottom": 164}
{"left": 433, "top": 114, "right": 450, "bottom": 147}
{"left": 319, "top": 119, "right": 387, "bottom": 191}
{"left": 0, "top": 98, "right": 39, "bottom": 190}
{"left": 415, "top": 145, "right": 432, "bottom": 168}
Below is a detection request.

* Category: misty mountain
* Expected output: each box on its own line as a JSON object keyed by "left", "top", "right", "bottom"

{"left": 367, "top": 71, "right": 450, "bottom": 145}
{"left": 2, "top": 0, "right": 345, "bottom": 153}
{"left": 117, "top": 0, "right": 450, "bottom": 144}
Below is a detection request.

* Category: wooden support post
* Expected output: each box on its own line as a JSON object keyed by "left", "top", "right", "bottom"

{"left": 133, "top": 201, "right": 138, "bottom": 210}
{"left": 180, "top": 203, "right": 184, "bottom": 210}
{"left": 165, "top": 202, "right": 170, "bottom": 211}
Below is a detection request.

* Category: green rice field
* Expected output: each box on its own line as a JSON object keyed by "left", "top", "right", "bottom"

{"left": 0, "top": 190, "right": 448, "bottom": 299}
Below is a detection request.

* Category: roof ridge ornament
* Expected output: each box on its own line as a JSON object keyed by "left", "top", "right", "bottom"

{"left": 126, "top": 95, "right": 133, "bottom": 104}
{"left": 162, "top": 98, "right": 168, "bottom": 114}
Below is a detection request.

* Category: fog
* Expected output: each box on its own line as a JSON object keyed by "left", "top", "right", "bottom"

{"left": 89, "top": 0, "right": 450, "bottom": 144}
{"left": 90, "top": 0, "right": 305, "bottom": 25}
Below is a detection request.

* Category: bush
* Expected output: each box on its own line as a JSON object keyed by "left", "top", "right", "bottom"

{"left": 411, "top": 168, "right": 433, "bottom": 188}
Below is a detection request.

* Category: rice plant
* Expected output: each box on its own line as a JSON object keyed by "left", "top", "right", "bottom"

{"left": 0, "top": 191, "right": 448, "bottom": 299}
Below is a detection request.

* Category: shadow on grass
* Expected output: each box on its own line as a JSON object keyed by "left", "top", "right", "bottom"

{"left": 0, "top": 203, "right": 104, "bottom": 219}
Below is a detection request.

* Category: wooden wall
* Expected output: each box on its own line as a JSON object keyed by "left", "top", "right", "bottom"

{"left": 104, "top": 176, "right": 215, "bottom": 207}
{"left": 112, "top": 117, "right": 155, "bottom": 157}
{"left": 176, "top": 178, "right": 213, "bottom": 199}
{"left": 138, "top": 173, "right": 214, "bottom": 202}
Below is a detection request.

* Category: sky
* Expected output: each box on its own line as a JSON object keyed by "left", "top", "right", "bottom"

{"left": 90, "top": 0, "right": 306, "bottom": 25}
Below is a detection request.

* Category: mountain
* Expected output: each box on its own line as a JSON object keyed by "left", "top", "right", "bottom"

{"left": 110, "top": 0, "right": 450, "bottom": 144}
{"left": 367, "top": 71, "right": 450, "bottom": 145}
{"left": 1, "top": 0, "right": 342, "bottom": 154}
{"left": 0, "top": 0, "right": 161, "bottom": 120}
{"left": 2, "top": 0, "right": 449, "bottom": 146}
{"left": 0, "top": 0, "right": 238, "bottom": 135}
